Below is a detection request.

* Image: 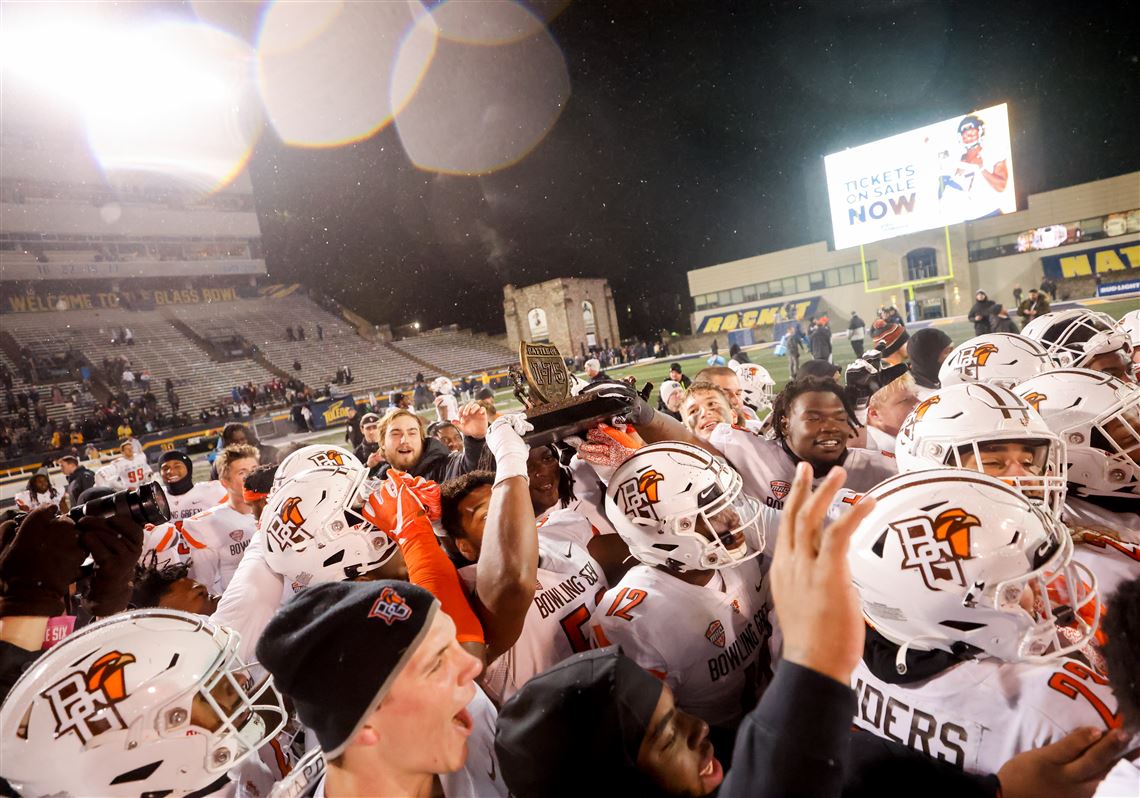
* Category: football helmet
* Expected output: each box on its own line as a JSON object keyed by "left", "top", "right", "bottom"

{"left": 729, "top": 361, "right": 776, "bottom": 412}
{"left": 0, "top": 610, "right": 286, "bottom": 797}
{"left": 1015, "top": 368, "right": 1140, "bottom": 501}
{"left": 263, "top": 465, "right": 397, "bottom": 589}
{"left": 1021, "top": 309, "right": 1133, "bottom": 371}
{"left": 604, "top": 442, "right": 763, "bottom": 572}
{"left": 272, "top": 444, "right": 363, "bottom": 495}
{"left": 431, "top": 376, "right": 455, "bottom": 395}
{"left": 1116, "top": 309, "right": 1140, "bottom": 381}
{"left": 938, "top": 333, "right": 1056, "bottom": 389}
{"left": 848, "top": 469, "right": 1100, "bottom": 670}
{"left": 895, "top": 383, "right": 1067, "bottom": 518}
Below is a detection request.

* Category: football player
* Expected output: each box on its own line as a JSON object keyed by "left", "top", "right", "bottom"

{"left": 695, "top": 366, "right": 756, "bottom": 428}
{"left": 1023, "top": 309, "right": 1134, "bottom": 382}
{"left": 178, "top": 444, "right": 260, "bottom": 594}
{"left": 603, "top": 376, "right": 896, "bottom": 510}
{"left": 847, "top": 469, "right": 1115, "bottom": 775}
{"left": 590, "top": 442, "right": 775, "bottom": 742}
{"left": 1016, "top": 369, "right": 1140, "bottom": 541}
{"left": 0, "top": 610, "right": 286, "bottom": 797}
{"left": 106, "top": 438, "right": 153, "bottom": 490}
{"left": 141, "top": 450, "right": 229, "bottom": 570}
{"left": 1116, "top": 309, "right": 1140, "bottom": 382}
{"left": 681, "top": 381, "right": 736, "bottom": 443}
{"left": 437, "top": 415, "right": 628, "bottom": 703}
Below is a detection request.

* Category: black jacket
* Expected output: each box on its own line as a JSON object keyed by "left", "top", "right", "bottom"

{"left": 369, "top": 435, "right": 486, "bottom": 484}
{"left": 354, "top": 439, "right": 379, "bottom": 464}
{"left": 967, "top": 299, "right": 998, "bottom": 335}
{"left": 809, "top": 325, "right": 833, "bottom": 360}
{"left": 64, "top": 466, "right": 96, "bottom": 507}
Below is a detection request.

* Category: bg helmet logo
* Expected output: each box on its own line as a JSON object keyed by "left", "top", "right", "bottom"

{"left": 891, "top": 507, "right": 980, "bottom": 591}
{"left": 899, "top": 395, "right": 941, "bottom": 441}
{"left": 267, "top": 496, "right": 313, "bottom": 551}
{"left": 954, "top": 342, "right": 999, "bottom": 379}
{"left": 619, "top": 468, "right": 664, "bottom": 520}
{"left": 1021, "top": 391, "right": 1047, "bottom": 411}
{"left": 368, "top": 586, "right": 413, "bottom": 625}
{"left": 39, "top": 650, "right": 135, "bottom": 743}
{"left": 308, "top": 450, "right": 346, "bottom": 467}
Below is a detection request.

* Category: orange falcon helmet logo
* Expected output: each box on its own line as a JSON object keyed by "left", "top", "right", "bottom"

{"left": 900, "top": 395, "right": 941, "bottom": 441}
{"left": 637, "top": 469, "right": 664, "bottom": 503}
{"left": 931, "top": 508, "right": 981, "bottom": 560}
{"left": 39, "top": 649, "right": 136, "bottom": 743}
{"left": 1021, "top": 391, "right": 1047, "bottom": 411}
{"left": 279, "top": 496, "right": 305, "bottom": 526}
{"left": 892, "top": 506, "right": 980, "bottom": 590}
{"left": 963, "top": 342, "right": 999, "bottom": 367}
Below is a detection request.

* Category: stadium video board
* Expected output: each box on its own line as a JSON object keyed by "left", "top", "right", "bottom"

{"left": 824, "top": 103, "right": 1016, "bottom": 250}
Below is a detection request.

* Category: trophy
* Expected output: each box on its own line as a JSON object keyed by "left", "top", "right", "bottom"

{"left": 511, "top": 342, "right": 635, "bottom": 447}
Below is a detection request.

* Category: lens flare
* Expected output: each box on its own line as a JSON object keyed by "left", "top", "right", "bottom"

{"left": 392, "top": 6, "right": 569, "bottom": 175}
{"left": 257, "top": 0, "right": 437, "bottom": 148}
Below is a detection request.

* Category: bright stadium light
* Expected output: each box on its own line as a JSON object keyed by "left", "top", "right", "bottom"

{"left": 1, "top": 9, "right": 260, "bottom": 193}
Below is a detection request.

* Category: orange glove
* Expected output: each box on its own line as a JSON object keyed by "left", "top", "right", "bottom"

{"left": 362, "top": 472, "right": 429, "bottom": 542}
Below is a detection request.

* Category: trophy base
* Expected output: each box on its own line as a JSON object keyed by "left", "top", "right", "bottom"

{"left": 522, "top": 393, "right": 633, "bottom": 448}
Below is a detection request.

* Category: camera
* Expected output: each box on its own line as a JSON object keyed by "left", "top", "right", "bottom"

{"left": 68, "top": 482, "right": 171, "bottom": 526}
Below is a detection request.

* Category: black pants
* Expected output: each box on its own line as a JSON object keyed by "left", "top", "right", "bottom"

{"left": 851, "top": 339, "right": 864, "bottom": 358}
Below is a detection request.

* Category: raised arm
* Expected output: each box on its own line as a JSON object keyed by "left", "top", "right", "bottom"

{"left": 474, "top": 415, "right": 539, "bottom": 663}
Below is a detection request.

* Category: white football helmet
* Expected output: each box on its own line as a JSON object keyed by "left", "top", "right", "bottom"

{"left": 895, "top": 383, "right": 1068, "bottom": 518}
{"left": 0, "top": 610, "right": 286, "bottom": 797}
{"left": 938, "top": 333, "right": 1057, "bottom": 389}
{"left": 431, "top": 376, "right": 455, "bottom": 395}
{"left": 604, "top": 442, "right": 763, "bottom": 572}
{"left": 263, "top": 465, "right": 397, "bottom": 590}
{"left": 1116, "top": 309, "right": 1140, "bottom": 381}
{"left": 729, "top": 361, "right": 776, "bottom": 412}
{"left": 1015, "top": 368, "right": 1140, "bottom": 501}
{"left": 848, "top": 469, "right": 1100, "bottom": 670}
{"left": 1022, "top": 309, "right": 1133, "bottom": 371}
{"left": 272, "top": 445, "right": 363, "bottom": 494}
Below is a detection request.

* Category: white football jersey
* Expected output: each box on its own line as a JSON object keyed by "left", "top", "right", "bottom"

{"left": 461, "top": 508, "right": 607, "bottom": 704}
{"left": 179, "top": 502, "right": 257, "bottom": 594}
{"left": 141, "top": 481, "right": 229, "bottom": 570}
{"left": 109, "top": 453, "right": 152, "bottom": 490}
{"left": 1065, "top": 497, "right": 1140, "bottom": 544}
{"left": 590, "top": 556, "right": 776, "bottom": 729}
{"left": 1070, "top": 531, "right": 1140, "bottom": 598}
{"left": 709, "top": 422, "right": 897, "bottom": 509}
{"left": 851, "top": 655, "right": 1125, "bottom": 775}
{"left": 167, "top": 480, "right": 227, "bottom": 521}
{"left": 440, "top": 685, "right": 508, "bottom": 798}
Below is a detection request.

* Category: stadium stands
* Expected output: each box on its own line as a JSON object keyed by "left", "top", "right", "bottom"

{"left": 388, "top": 327, "right": 516, "bottom": 377}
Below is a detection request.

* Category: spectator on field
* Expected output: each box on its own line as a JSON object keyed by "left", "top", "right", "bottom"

{"left": 58, "top": 455, "right": 96, "bottom": 509}
{"left": 969, "top": 291, "right": 998, "bottom": 336}
{"left": 355, "top": 413, "right": 383, "bottom": 467}
{"left": 585, "top": 359, "right": 609, "bottom": 382}
{"left": 1040, "top": 276, "right": 1057, "bottom": 300}
{"left": 810, "top": 317, "right": 833, "bottom": 363}
{"left": 1018, "top": 288, "right": 1050, "bottom": 323}
{"left": 848, "top": 312, "right": 866, "bottom": 358}
{"left": 992, "top": 305, "right": 1019, "bottom": 333}
{"left": 668, "top": 363, "right": 692, "bottom": 390}
{"left": 728, "top": 344, "right": 751, "bottom": 364}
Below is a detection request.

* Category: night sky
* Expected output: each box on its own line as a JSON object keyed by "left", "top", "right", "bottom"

{"left": 247, "top": 0, "right": 1140, "bottom": 339}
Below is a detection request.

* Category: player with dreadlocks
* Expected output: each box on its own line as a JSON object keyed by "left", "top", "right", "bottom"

{"left": 587, "top": 375, "right": 897, "bottom": 509}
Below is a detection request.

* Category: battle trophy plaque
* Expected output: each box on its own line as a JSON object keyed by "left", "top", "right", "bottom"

{"left": 511, "top": 342, "right": 634, "bottom": 447}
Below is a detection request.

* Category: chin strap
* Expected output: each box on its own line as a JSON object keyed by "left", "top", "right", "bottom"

{"left": 895, "top": 635, "right": 949, "bottom": 675}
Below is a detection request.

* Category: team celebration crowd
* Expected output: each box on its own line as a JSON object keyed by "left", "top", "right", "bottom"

{"left": 0, "top": 305, "right": 1138, "bottom": 797}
